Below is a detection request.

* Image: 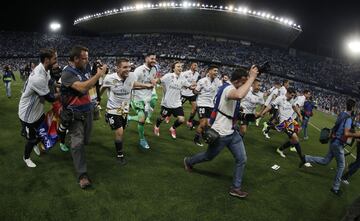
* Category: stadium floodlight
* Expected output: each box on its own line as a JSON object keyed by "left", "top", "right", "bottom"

{"left": 49, "top": 22, "right": 61, "bottom": 32}
{"left": 135, "top": 4, "right": 144, "bottom": 10}
{"left": 280, "top": 17, "right": 284, "bottom": 22}
{"left": 219, "top": 5, "right": 223, "bottom": 9}
{"left": 348, "top": 40, "right": 360, "bottom": 53}
{"left": 183, "top": 1, "right": 189, "bottom": 8}
{"left": 197, "top": 3, "right": 200, "bottom": 7}
{"left": 256, "top": 11, "right": 261, "bottom": 16}
{"left": 266, "top": 14, "right": 271, "bottom": 18}
{"left": 271, "top": 15, "right": 275, "bottom": 19}
{"left": 228, "top": 5, "right": 234, "bottom": 11}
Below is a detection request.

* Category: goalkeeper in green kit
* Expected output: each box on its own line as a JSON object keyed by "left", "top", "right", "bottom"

{"left": 128, "top": 53, "right": 158, "bottom": 149}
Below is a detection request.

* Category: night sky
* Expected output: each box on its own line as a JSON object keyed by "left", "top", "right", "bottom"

{"left": 2, "top": 0, "right": 360, "bottom": 57}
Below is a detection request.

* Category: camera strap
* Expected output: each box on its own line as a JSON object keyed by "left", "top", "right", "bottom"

{"left": 210, "top": 82, "right": 240, "bottom": 127}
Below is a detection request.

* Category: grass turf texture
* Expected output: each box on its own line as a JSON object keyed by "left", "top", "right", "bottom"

{"left": 0, "top": 72, "right": 359, "bottom": 221}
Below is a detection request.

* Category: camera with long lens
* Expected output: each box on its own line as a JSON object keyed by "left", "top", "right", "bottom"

{"left": 91, "top": 60, "right": 109, "bottom": 76}
{"left": 255, "top": 61, "right": 271, "bottom": 75}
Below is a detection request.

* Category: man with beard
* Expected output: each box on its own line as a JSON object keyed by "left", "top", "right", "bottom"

{"left": 19, "top": 48, "right": 59, "bottom": 168}
{"left": 60, "top": 45, "right": 107, "bottom": 189}
{"left": 129, "top": 53, "right": 158, "bottom": 149}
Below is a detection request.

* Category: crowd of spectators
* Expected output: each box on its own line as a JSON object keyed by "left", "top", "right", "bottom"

{"left": 1, "top": 31, "right": 359, "bottom": 114}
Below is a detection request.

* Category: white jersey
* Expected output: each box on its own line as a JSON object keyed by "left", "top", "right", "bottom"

{"left": 279, "top": 86, "right": 287, "bottom": 96}
{"left": 102, "top": 72, "right": 136, "bottom": 115}
{"left": 211, "top": 84, "right": 238, "bottom": 136}
{"left": 265, "top": 88, "right": 279, "bottom": 106}
{"left": 294, "top": 95, "right": 306, "bottom": 108}
{"left": 292, "top": 95, "right": 306, "bottom": 119}
{"left": 241, "top": 90, "right": 265, "bottom": 114}
{"left": 18, "top": 63, "right": 50, "bottom": 123}
{"left": 195, "top": 77, "right": 221, "bottom": 108}
{"left": 132, "top": 64, "right": 157, "bottom": 102}
{"left": 181, "top": 70, "right": 199, "bottom": 97}
{"left": 161, "top": 73, "right": 191, "bottom": 108}
{"left": 271, "top": 95, "right": 295, "bottom": 122}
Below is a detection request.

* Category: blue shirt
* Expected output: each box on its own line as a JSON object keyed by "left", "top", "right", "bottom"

{"left": 332, "top": 112, "right": 352, "bottom": 146}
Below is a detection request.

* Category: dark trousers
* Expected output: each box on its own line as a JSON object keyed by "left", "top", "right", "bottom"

{"left": 68, "top": 110, "right": 93, "bottom": 179}
{"left": 342, "top": 142, "right": 360, "bottom": 180}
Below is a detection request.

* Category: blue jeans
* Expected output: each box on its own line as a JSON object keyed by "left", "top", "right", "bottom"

{"left": 187, "top": 131, "right": 247, "bottom": 188}
{"left": 305, "top": 143, "right": 345, "bottom": 190}
{"left": 302, "top": 116, "right": 309, "bottom": 138}
{"left": 4, "top": 81, "right": 11, "bottom": 97}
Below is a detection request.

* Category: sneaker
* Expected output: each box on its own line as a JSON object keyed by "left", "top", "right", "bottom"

{"left": 60, "top": 143, "right": 69, "bottom": 152}
{"left": 263, "top": 131, "right": 270, "bottom": 139}
{"left": 342, "top": 179, "right": 350, "bottom": 185}
{"left": 145, "top": 118, "right": 152, "bottom": 125}
{"left": 304, "top": 162, "right": 312, "bottom": 167}
{"left": 183, "top": 157, "right": 193, "bottom": 172}
{"left": 255, "top": 118, "right": 261, "bottom": 127}
{"left": 23, "top": 157, "right": 36, "bottom": 168}
{"left": 169, "top": 127, "right": 177, "bottom": 139}
{"left": 229, "top": 187, "right": 248, "bottom": 198}
{"left": 79, "top": 175, "right": 92, "bottom": 189}
{"left": 194, "top": 138, "right": 204, "bottom": 147}
{"left": 276, "top": 148, "right": 286, "bottom": 158}
{"left": 153, "top": 126, "right": 160, "bottom": 136}
{"left": 330, "top": 188, "right": 342, "bottom": 196}
{"left": 290, "top": 147, "right": 297, "bottom": 152}
{"left": 116, "top": 156, "right": 127, "bottom": 166}
{"left": 262, "top": 122, "right": 268, "bottom": 132}
{"left": 165, "top": 116, "right": 170, "bottom": 124}
{"left": 139, "top": 139, "right": 150, "bottom": 149}
{"left": 186, "top": 121, "right": 193, "bottom": 128}
{"left": 33, "top": 144, "right": 41, "bottom": 156}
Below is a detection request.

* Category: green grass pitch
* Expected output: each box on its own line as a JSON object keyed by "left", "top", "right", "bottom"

{"left": 0, "top": 72, "right": 358, "bottom": 221}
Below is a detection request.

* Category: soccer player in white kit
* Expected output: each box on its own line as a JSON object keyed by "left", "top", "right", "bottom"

{"left": 181, "top": 62, "right": 200, "bottom": 128}
{"left": 154, "top": 61, "right": 196, "bottom": 139}
{"left": 101, "top": 58, "right": 153, "bottom": 164}
{"left": 256, "top": 81, "right": 281, "bottom": 127}
{"left": 260, "top": 88, "right": 311, "bottom": 167}
{"left": 239, "top": 79, "right": 265, "bottom": 137}
{"left": 19, "top": 49, "right": 59, "bottom": 167}
{"left": 193, "top": 65, "right": 221, "bottom": 146}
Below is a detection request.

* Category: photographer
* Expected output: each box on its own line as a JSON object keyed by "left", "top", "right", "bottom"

{"left": 300, "top": 99, "right": 360, "bottom": 195}
{"left": 184, "top": 66, "right": 259, "bottom": 199}
{"left": 60, "top": 45, "right": 107, "bottom": 189}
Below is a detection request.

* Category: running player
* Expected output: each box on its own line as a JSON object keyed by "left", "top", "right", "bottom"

{"left": 101, "top": 58, "right": 153, "bottom": 164}
{"left": 154, "top": 61, "right": 196, "bottom": 139}
{"left": 193, "top": 65, "right": 221, "bottom": 146}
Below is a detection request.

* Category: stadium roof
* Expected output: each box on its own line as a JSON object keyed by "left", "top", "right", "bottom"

{"left": 74, "top": 3, "right": 302, "bottom": 48}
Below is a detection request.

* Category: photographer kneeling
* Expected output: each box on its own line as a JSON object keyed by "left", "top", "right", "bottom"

{"left": 184, "top": 65, "right": 259, "bottom": 199}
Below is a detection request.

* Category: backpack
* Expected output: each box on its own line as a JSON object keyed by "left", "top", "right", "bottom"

{"left": 319, "top": 112, "right": 351, "bottom": 144}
